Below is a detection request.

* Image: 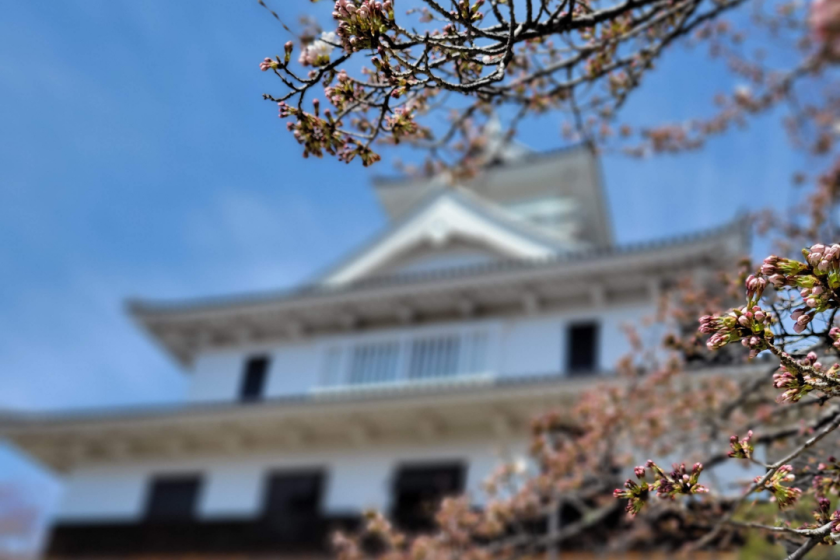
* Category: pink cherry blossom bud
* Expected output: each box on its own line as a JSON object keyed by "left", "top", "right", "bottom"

{"left": 794, "top": 314, "right": 811, "bottom": 333}
{"left": 768, "top": 274, "right": 786, "bottom": 287}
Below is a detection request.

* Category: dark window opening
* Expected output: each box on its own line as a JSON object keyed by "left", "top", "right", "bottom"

{"left": 391, "top": 462, "right": 465, "bottom": 531}
{"left": 261, "top": 469, "right": 325, "bottom": 542}
{"left": 567, "top": 323, "right": 599, "bottom": 374}
{"left": 144, "top": 475, "right": 201, "bottom": 522}
{"left": 240, "top": 356, "right": 270, "bottom": 402}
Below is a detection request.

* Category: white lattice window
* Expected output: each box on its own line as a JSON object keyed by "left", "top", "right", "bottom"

{"left": 318, "top": 328, "right": 493, "bottom": 389}
{"left": 348, "top": 341, "right": 400, "bottom": 385}
{"left": 408, "top": 335, "right": 461, "bottom": 380}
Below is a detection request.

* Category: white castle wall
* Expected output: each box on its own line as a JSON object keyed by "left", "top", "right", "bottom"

{"left": 187, "top": 301, "right": 653, "bottom": 404}
{"left": 54, "top": 300, "right": 655, "bottom": 522}
{"left": 56, "top": 438, "right": 527, "bottom": 521}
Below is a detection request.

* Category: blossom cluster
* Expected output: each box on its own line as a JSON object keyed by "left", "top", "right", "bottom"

{"left": 324, "top": 70, "right": 357, "bottom": 111}
{"left": 452, "top": 0, "right": 485, "bottom": 23}
{"left": 333, "top": 0, "right": 396, "bottom": 52}
{"left": 727, "top": 430, "right": 754, "bottom": 459}
{"left": 698, "top": 304, "right": 772, "bottom": 358}
{"left": 700, "top": 246, "right": 840, "bottom": 357}
{"left": 815, "top": 496, "right": 833, "bottom": 525}
{"left": 259, "top": 42, "right": 294, "bottom": 72}
{"left": 773, "top": 351, "right": 840, "bottom": 403}
{"left": 831, "top": 326, "right": 840, "bottom": 349}
{"left": 613, "top": 460, "right": 707, "bottom": 517}
{"left": 385, "top": 106, "right": 420, "bottom": 142}
{"left": 814, "top": 456, "right": 840, "bottom": 498}
{"left": 811, "top": 0, "right": 840, "bottom": 60}
{"left": 756, "top": 464, "right": 802, "bottom": 509}
{"left": 806, "top": 496, "right": 840, "bottom": 543}
{"left": 762, "top": 244, "right": 840, "bottom": 332}
{"left": 298, "top": 32, "right": 338, "bottom": 67}
{"left": 276, "top": 101, "right": 381, "bottom": 167}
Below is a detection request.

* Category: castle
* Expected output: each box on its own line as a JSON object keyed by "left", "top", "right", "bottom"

{"left": 1, "top": 141, "right": 746, "bottom": 558}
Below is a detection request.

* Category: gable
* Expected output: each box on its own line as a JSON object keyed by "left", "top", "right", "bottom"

{"left": 319, "top": 190, "right": 564, "bottom": 286}
{"left": 367, "top": 240, "right": 502, "bottom": 278}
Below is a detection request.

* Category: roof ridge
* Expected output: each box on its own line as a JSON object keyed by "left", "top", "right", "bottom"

{"left": 372, "top": 143, "right": 591, "bottom": 188}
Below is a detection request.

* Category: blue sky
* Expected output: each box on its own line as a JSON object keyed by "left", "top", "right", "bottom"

{"left": 0, "top": 0, "right": 807, "bottom": 554}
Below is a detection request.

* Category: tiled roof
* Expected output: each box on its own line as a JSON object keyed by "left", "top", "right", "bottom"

{"left": 0, "top": 361, "right": 766, "bottom": 428}
{"left": 128, "top": 219, "right": 747, "bottom": 316}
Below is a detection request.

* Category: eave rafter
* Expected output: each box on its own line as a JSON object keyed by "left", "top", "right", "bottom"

{"left": 2, "top": 361, "right": 769, "bottom": 472}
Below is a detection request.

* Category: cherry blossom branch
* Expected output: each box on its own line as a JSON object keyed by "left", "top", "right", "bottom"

{"left": 257, "top": 0, "right": 784, "bottom": 170}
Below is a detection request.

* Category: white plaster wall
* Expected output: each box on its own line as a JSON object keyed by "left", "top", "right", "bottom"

{"left": 188, "top": 341, "right": 321, "bottom": 404}
{"left": 598, "top": 303, "right": 656, "bottom": 372}
{"left": 188, "top": 352, "right": 244, "bottom": 403}
{"left": 187, "top": 301, "right": 655, "bottom": 403}
{"left": 56, "top": 439, "right": 526, "bottom": 522}
{"left": 499, "top": 301, "right": 651, "bottom": 377}
{"left": 499, "top": 316, "right": 562, "bottom": 377}
{"left": 60, "top": 467, "right": 152, "bottom": 520}
{"left": 264, "top": 342, "right": 321, "bottom": 397}
{"left": 200, "top": 461, "right": 264, "bottom": 518}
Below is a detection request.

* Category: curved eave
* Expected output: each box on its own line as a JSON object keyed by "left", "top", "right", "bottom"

{"left": 0, "top": 362, "right": 766, "bottom": 472}
{"left": 128, "top": 220, "right": 749, "bottom": 368}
